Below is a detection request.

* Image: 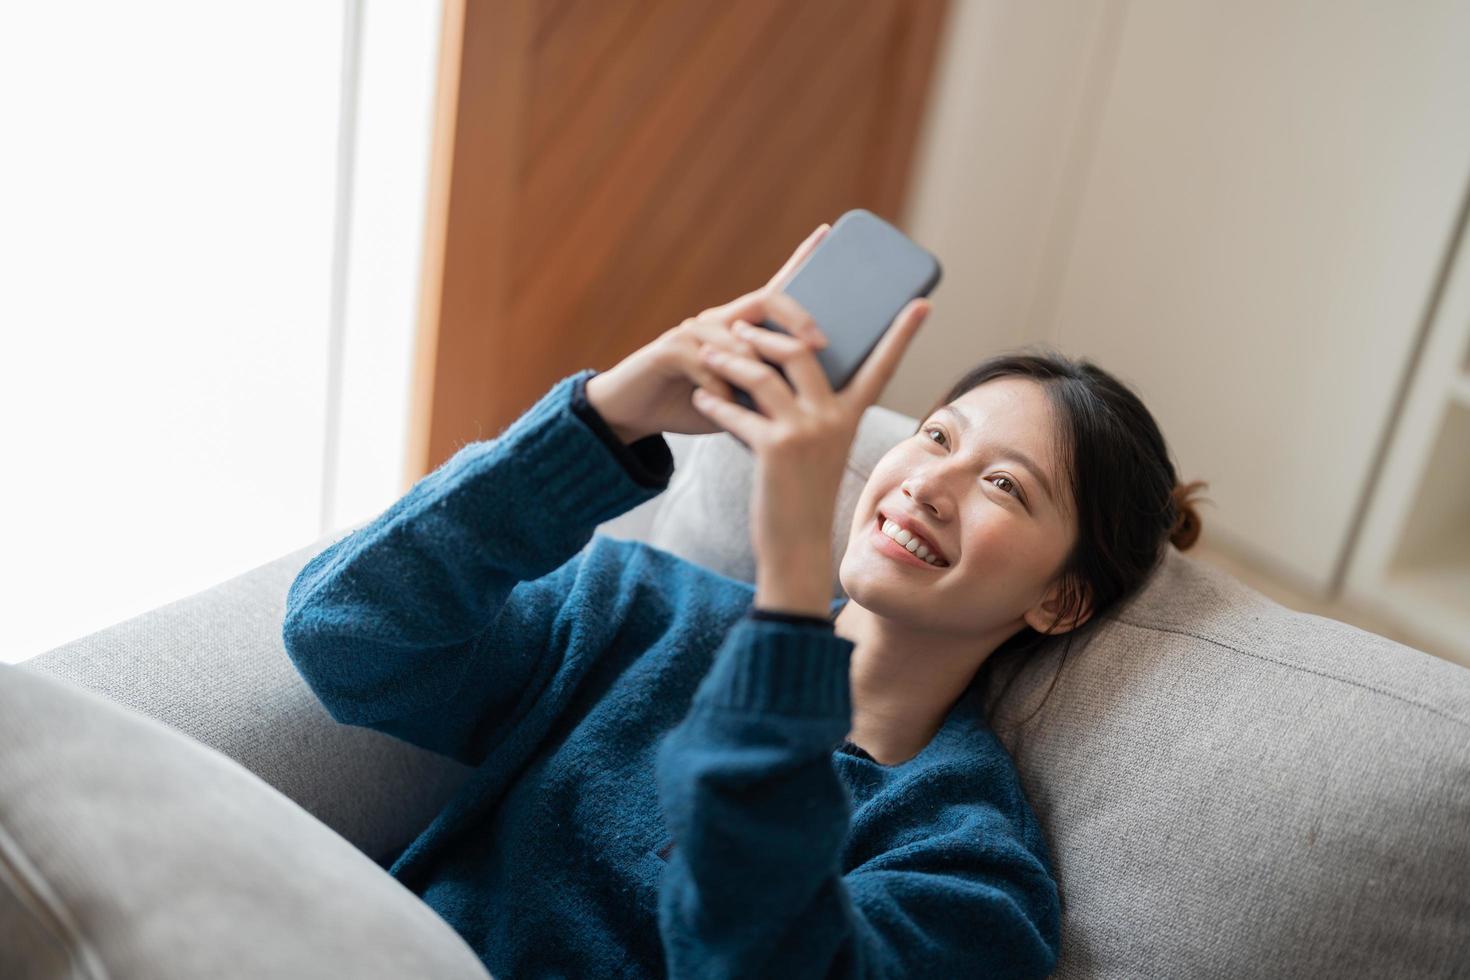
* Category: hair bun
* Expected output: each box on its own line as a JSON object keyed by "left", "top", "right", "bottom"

{"left": 1169, "top": 480, "right": 1209, "bottom": 551}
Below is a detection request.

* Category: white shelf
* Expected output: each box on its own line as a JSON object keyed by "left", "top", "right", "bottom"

{"left": 1452, "top": 372, "right": 1470, "bottom": 409}
{"left": 1344, "top": 182, "right": 1470, "bottom": 671}
{"left": 1371, "top": 567, "right": 1470, "bottom": 671}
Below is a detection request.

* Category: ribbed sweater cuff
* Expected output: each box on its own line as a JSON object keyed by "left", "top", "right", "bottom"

{"left": 693, "top": 616, "right": 855, "bottom": 719}
{"left": 446, "top": 369, "right": 673, "bottom": 555}
{"left": 569, "top": 371, "right": 673, "bottom": 489}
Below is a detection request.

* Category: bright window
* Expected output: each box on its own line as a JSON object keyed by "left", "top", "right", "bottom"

{"left": 0, "top": 2, "right": 441, "bottom": 664}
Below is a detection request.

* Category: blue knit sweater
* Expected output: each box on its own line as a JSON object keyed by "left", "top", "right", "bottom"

{"left": 281, "top": 368, "right": 1061, "bottom": 979}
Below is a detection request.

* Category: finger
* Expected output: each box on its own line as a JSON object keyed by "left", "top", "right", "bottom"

{"left": 698, "top": 287, "right": 765, "bottom": 324}
{"left": 690, "top": 386, "right": 764, "bottom": 450}
{"left": 698, "top": 343, "right": 797, "bottom": 417}
{"left": 729, "top": 320, "right": 833, "bottom": 403}
{"left": 841, "top": 299, "right": 931, "bottom": 410}
{"left": 685, "top": 350, "right": 738, "bottom": 403}
{"left": 765, "top": 223, "right": 830, "bottom": 290}
{"left": 687, "top": 317, "right": 759, "bottom": 360}
{"left": 765, "top": 290, "right": 829, "bottom": 349}
{"left": 676, "top": 319, "right": 759, "bottom": 400}
{"left": 701, "top": 289, "right": 827, "bottom": 350}
{"left": 697, "top": 223, "right": 828, "bottom": 325}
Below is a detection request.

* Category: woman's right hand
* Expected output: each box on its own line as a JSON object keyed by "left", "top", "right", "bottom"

{"left": 584, "top": 224, "right": 832, "bottom": 442}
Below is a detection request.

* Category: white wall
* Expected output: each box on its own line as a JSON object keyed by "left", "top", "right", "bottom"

{"left": 896, "top": 0, "right": 1470, "bottom": 596}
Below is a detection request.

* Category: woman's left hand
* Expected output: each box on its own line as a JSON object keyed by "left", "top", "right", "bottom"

{"left": 691, "top": 294, "right": 932, "bottom": 617}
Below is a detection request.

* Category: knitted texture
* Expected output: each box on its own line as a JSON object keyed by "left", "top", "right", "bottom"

{"left": 281, "top": 368, "right": 1061, "bottom": 979}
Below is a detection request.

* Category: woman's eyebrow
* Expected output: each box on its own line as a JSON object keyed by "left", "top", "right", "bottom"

{"left": 933, "top": 405, "right": 1057, "bottom": 507}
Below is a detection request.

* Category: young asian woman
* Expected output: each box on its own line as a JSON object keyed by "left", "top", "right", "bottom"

{"left": 282, "top": 223, "right": 1204, "bottom": 978}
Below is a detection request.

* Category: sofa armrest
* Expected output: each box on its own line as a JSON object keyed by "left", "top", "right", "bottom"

{"left": 18, "top": 528, "right": 474, "bottom": 868}
{"left": 15, "top": 428, "right": 698, "bottom": 867}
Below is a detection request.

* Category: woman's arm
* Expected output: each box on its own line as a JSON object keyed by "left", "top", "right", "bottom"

{"left": 651, "top": 614, "right": 1061, "bottom": 978}
{"left": 280, "top": 368, "right": 672, "bottom": 765}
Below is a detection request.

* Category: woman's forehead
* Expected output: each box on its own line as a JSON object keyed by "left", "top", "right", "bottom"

{"left": 943, "top": 379, "right": 1056, "bottom": 447}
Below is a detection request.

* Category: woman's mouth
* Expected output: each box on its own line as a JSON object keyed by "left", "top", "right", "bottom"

{"left": 871, "top": 512, "right": 950, "bottom": 569}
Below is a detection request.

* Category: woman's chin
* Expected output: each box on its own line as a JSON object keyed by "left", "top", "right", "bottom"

{"left": 840, "top": 555, "right": 948, "bottom": 600}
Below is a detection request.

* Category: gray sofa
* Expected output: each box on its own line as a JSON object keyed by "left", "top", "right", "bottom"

{"left": 6, "top": 400, "right": 1468, "bottom": 979}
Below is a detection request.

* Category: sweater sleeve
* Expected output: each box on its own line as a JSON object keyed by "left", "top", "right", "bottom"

{"left": 568, "top": 368, "right": 673, "bottom": 488}
{"left": 280, "top": 368, "right": 673, "bottom": 766}
{"left": 651, "top": 615, "right": 1061, "bottom": 979}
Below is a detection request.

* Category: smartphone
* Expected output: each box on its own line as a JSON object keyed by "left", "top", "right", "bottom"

{"left": 730, "top": 208, "right": 942, "bottom": 415}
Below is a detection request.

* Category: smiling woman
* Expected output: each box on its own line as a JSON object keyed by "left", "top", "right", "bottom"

{"left": 833, "top": 344, "right": 1210, "bottom": 747}
{"left": 920, "top": 346, "right": 1208, "bottom": 624}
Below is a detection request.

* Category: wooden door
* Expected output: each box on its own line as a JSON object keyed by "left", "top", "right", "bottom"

{"left": 407, "top": 0, "right": 951, "bottom": 484}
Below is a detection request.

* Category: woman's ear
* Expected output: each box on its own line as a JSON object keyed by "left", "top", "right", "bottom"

{"left": 1023, "top": 576, "right": 1093, "bottom": 635}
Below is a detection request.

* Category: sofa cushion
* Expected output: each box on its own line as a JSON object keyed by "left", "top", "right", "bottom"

{"left": 647, "top": 412, "right": 1470, "bottom": 977}
{"left": 19, "top": 532, "right": 477, "bottom": 870}
{"left": 0, "top": 663, "right": 492, "bottom": 980}
{"left": 981, "top": 549, "right": 1470, "bottom": 977}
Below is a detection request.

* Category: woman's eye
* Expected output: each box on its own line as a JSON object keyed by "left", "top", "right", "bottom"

{"left": 923, "top": 426, "right": 1024, "bottom": 503}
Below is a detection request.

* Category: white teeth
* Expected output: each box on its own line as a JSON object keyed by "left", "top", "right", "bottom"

{"left": 881, "top": 518, "right": 947, "bottom": 566}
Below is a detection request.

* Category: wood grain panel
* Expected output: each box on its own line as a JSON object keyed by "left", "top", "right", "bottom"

{"left": 408, "top": 0, "right": 951, "bottom": 486}
{"left": 557, "top": 0, "right": 887, "bottom": 369}
{"left": 584, "top": 4, "right": 895, "bottom": 369}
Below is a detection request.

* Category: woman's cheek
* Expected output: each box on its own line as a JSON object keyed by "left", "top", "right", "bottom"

{"left": 962, "top": 517, "right": 1020, "bottom": 562}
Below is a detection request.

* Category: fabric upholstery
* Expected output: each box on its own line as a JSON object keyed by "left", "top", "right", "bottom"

{"left": 11, "top": 398, "right": 1469, "bottom": 978}
{"left": 978, "top": 549, "right": 1470, "bottom": 977}
{"left": 21, "top": 529, "right": 474, "bottom": 868}
{"left": 0, "top": 662, "right": 491, "bottom": 979}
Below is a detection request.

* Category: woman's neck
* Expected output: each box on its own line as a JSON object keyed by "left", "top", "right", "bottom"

{"left": 834, "top": 600, "right": 1006, "bottom": 764}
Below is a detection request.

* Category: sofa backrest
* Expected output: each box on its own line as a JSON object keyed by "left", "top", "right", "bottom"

{"left": 610, "top": 411, "right": 1470, "bottom": 979}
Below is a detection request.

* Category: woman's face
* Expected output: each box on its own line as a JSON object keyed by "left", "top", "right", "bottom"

{"left": 839, "top": 377, "right": 1080, "bottom": 637}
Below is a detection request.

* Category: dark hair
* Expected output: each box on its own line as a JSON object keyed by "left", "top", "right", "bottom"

{"left": 924, "top": 345, "right": 1211, "bottom": 726}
